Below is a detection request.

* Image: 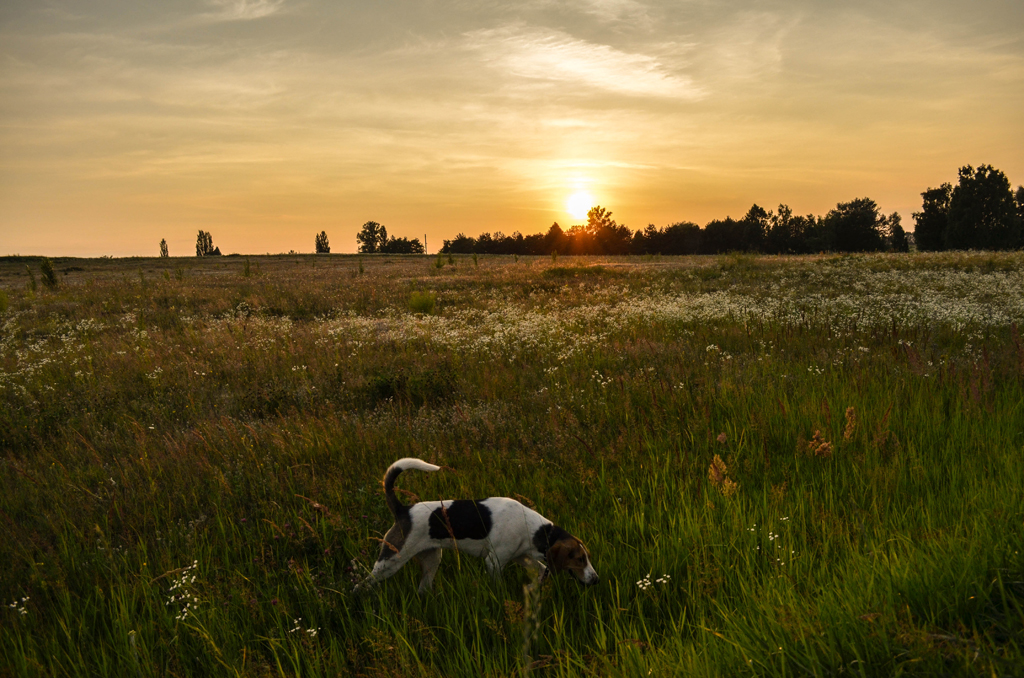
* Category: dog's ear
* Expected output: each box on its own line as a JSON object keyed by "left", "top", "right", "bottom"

{"left": 546, "top": 540, "right": 570, "bottom": 572}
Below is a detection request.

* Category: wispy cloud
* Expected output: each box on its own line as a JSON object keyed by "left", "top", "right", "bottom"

{"left": 573, "top": 0, "right": 654, "bottom": 27}
{"left": 202, "top": 0, "right": 286, "bottom": 22}
{"left": 465, "top": 26, "right": 702, "bottom": 99}
{"left": 705, "top": 12, "right": 792, "bottom": 83}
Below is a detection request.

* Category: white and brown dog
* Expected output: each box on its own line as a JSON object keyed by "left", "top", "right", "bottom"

{"left": 355, "top": 458, "right": 598, "bottom": 593}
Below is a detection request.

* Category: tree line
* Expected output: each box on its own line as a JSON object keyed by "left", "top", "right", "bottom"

{"left": 441, "top": 164, "right": 1022, "bottom": 256}
{"left": 167, "top": 164, "right": 1020, "bottom": 257}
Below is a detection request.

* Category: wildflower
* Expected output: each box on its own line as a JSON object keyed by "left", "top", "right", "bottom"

{"left": 716, "top": 432, "right": 727, "bottom": 444}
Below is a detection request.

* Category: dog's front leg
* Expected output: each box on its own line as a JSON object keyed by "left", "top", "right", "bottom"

{"left": 416, "top": 548, "right": 443, "bottom": 593}
{"left": 354, "top": 548, "right": 413, "bottom": 595}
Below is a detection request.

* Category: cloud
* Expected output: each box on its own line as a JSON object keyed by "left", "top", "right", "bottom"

{"left": 572, "top": 0, "right": 653, "bottom": 26}
{"left": 464, "top": 26, "right": 702, "bottom": 100}
{"left": 202, "top": 0, "right": 286, "bottom": 22}
{"left": 705, "top": 12, "right": 792, "bottom": 83}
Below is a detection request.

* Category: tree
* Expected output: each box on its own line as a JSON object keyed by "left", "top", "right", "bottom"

{"left": 664, "top": 221, "right": 702, "bottom": 254}
{"left": 700, "top": 218, "right": 743, "bottom": 254}
{"left": 315, "top": 231, "right": 330, "bottom": 254}
{"left": 945, "top": 165, "right": 1019, "bottom": 250}
{"left": 380, "top": 236, "right": 424, "bottom": 254}
{"left": 196, "top": 230, "right": 216, "bottom": 256}
{"left": 824, "top": 198, "right": 887, "bottom": 252}
{"left": 738, "top": 204, "right": 769, "bottom": 252}
{"left": 543, "top": 222, "right": 567, "bottom": 254}
{"left": 586, "top": 207, "right": 632, "bottom": 255}
{"left": 586, "top": 206, "right": 615, "bottom": 234}
{"left": 441, "top": 233, "right": 477, "bottom": 254}
{"left": 766, "top": 204, "right": 803, "bottom": 254}
{"left": 356, "top": 221, "right": 388, "bottom": 253}
{"left": 886, "top": 212, "right": 910, "bottom": 252}
{"left": 159, "top": 239, "right": 169, "bottom": 258}
{"left": 912, "top": 184, "right": 952, "bottom": 251}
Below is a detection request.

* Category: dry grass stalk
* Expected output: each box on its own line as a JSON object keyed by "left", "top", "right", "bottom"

{"left": 804, "top": 430, "right": 833, "bottom": 458}
{"left": 708, "top": 455, "right": 738, "bottom": 496}
{"left": 843, "top": 407, "right": 857, "bottom": 441}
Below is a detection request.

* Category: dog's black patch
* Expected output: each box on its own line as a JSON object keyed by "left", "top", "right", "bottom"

{"left": 532, "top": 523, "right": 571, "bottom": 556}
{"left": 428, "top": 500, "right": 492, "bottom": 540}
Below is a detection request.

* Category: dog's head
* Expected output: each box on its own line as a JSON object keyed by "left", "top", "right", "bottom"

{"left": 547, "top": 537, "right": 599, "bottom": 585}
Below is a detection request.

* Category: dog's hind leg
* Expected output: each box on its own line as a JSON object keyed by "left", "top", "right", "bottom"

{"left": 416, "top": 548, "right": 442, "bottom": 593}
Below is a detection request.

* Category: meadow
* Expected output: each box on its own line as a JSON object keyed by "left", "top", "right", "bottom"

{"left": 1, "top": 251, "right": 1023, "bottom": 677}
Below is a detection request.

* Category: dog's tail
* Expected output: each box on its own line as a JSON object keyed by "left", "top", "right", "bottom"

{"left": 383, "top": 458, "right": 440, "bottom": 517}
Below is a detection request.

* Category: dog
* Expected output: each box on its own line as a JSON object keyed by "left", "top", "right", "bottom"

{"left": 354, "top": 458, "right": 598, "bottom": 593}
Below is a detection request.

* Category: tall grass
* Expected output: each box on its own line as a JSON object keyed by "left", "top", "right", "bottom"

{"left": 1, "top": 252, "right": 1022, "bottom": 676}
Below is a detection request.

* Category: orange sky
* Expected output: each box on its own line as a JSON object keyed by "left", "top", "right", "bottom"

{"left": 1, "top": 1, "right": 1023, "bottom": 256}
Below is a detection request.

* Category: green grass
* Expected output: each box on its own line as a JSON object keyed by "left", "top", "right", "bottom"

{"left": 1, "top": 252, "right": 1023, "bottom": 676}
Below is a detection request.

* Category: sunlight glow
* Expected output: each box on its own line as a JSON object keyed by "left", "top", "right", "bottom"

{"left": 567, "top": 191, "right": 594, "bottom": 220}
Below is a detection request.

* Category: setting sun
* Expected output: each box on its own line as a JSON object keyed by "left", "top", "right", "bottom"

{"left": 567, "top": 191, "right": 594, "bottom": 220}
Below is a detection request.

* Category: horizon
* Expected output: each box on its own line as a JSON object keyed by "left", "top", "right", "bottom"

{"left": 2, "top": 1, "right": 1022, "bottom": 257}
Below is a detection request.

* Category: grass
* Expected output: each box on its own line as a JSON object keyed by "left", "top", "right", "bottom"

{"left": 1, "top": 251, "right": 1023, "bottom": 676}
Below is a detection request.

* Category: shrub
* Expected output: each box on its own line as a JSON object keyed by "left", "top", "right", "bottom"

{"left": 408, "top": 290, "right": 437, "bottom": 315}
{"left": 25, "top": 265, "right": 37, "bottom": 293}
{"left": 40, "top": 257, "right": 58, "bottom": 289}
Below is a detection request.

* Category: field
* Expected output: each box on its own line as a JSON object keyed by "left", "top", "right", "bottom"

{"left": 1, "top": 251, "right": 1023, "bottom": 677}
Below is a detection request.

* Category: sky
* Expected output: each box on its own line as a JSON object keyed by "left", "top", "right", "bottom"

{"left": 1, "top": 0, "right": 1022, "bottom": 256}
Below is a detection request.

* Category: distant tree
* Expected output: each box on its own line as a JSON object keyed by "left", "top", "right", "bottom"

{"left": 583, "top": 207, "right": 630, "bottom": 254}
{"left": 1017, "top": 185, "right": 1024, "bottom": 226}
{"left": 196, "top": 230, "right": 216, "bottom": 256}
{"left": 632, "top": 224, "right": 660, "bottom": 254}
{"left": 886, "top": 212, "right": 910, "bottom": 252}
{"left": 441, "top": 233, "right": 477, "bottom": 254}
{"left": 824, "top": 198, "right": 887, "bottom": 252}
{"left": 543, "top": 222, "right": 568, "bottom": 254}
{"left": 159, "top": 239, "right": 169, "bottom": 258}
{"left": 660, "top": 222, "right": 701, "bottom": 254}
{"left": 766, "top": 204, "right": 799, "bottom": 254}
{"left": 912, "top": 184, "right": 952, "bottom": 251}
{"left": 700, "top": 218, "right": 742, "bottom": 254}
{"left": 738, "top": 204, "right": 769, "bottom": 252}
{"left": 945, "top": 165, "right": 1020, "bottom": 250}
{"left": 523, "top": 233, "right": 545, "bottom": 254}
{"left": 315, "top": 231, "right": 330, "bottom": 254}
{"left": 356, "top": 221, "right": 388, "bottom": 253}
{"left": 380, "top": 236, "right": 425, "bottom": 254}
{"left": 475, "top": 232, "right": 496, "bottom": 254}
{"left": 586, "top": 206, "right": 615, "bottom": 233}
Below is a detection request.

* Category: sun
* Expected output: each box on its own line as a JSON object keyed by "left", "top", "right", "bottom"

{"left": 566, "top": 191, "right": 593, "bottom": 220}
